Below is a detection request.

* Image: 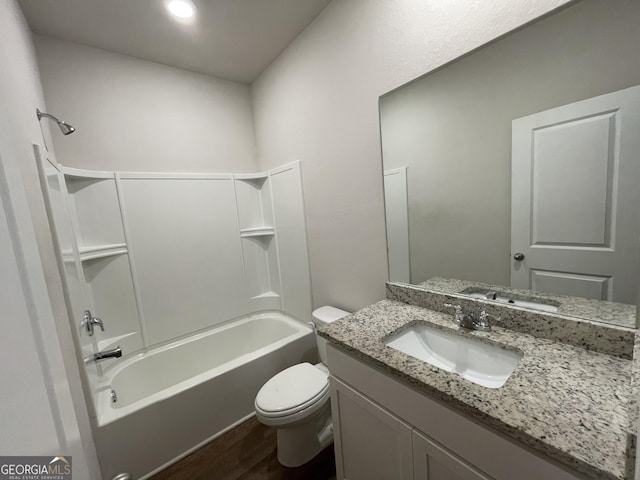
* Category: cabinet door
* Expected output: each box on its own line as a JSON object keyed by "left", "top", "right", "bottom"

{"left": 413, "top": 429, "right": 493, "bottom": 480}
{"left": 331, "top": 378, "right": 413, "bottom": 480}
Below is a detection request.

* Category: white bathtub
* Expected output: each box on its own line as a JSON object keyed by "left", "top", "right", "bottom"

{"left": 93, "top": 312, "right": 315, "bottom": 480}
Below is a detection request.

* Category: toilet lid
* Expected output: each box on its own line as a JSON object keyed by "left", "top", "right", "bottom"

{"left": 255, "top": 363, "right": 329, "bottom": 415}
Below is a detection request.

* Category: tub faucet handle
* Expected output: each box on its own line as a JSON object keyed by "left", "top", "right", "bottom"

{"left": 83, "top": 310, "right": 105, "bottom": 336}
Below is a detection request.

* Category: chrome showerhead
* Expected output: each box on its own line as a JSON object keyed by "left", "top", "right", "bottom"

{"left": 57, "top": 121, "right": 75, "bottom": 135}
{"left": 36, "top": 108, "right": 76, "bottom": 135}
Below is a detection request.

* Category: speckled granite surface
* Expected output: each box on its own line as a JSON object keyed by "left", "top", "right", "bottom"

{"left": 388, "top": 282, "right": 636, "bottom": 360}
{"left": 319, "top": 300, "right": 635, "bottom": 480}
{"left": 419, "top": 277, "right": 637, "bottom": 329}
{"left": 630, "top": 334, "right": 640, "bottom": 433}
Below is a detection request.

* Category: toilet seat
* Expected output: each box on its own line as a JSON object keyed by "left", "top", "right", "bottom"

{"left": 255, "top": 363, "right": 329, "bottom": 419}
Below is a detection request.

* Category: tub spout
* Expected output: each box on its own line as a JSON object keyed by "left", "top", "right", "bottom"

{"left": 85, "top": 346, "right": 122, "bottom": 364}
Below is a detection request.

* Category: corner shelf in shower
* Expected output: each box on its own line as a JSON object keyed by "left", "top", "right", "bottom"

{"left": 56, "top": 164, "right": 144, "bottom": 360}
{"left": 62, "top": 243, "right": 129, "bottom": 263}
{"left": 240, "top": 227, "right": 275, "bottom": 238}
{"left": 234, "top": 172, "right": 282, "bottom": 312}
{"left": 250, "top": 291, "right": 281, "bottom": 311}
{"left": 77, "top": 243, "right": 128, "bottom": 262}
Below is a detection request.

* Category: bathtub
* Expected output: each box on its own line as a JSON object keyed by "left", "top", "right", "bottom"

{"left": 93, "top": 312, "right": 315, "bottom": 480}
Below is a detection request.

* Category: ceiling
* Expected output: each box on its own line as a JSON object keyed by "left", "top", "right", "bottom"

{"left": 18, "top": 0, "right": 330, "bottom": 84}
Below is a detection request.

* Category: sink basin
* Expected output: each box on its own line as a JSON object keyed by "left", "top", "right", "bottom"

{"left": 384, "top": 324, "right": 522, "bottom": 388}
{"left": 461, "top": 289, "right": 559, "bottom": 313}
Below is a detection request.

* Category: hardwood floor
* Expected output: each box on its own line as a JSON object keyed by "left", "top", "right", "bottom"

{"left": 150, "top": 416, "right": 337, "bottom": 480}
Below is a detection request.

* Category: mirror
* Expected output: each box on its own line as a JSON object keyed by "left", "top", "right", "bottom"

{"left": 379, "top": 0, "right": 640, "bottom": 327}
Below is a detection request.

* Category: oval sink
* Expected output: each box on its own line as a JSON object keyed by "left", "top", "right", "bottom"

{"left": 384, "top": 324, "right": 522, "bottom": 388}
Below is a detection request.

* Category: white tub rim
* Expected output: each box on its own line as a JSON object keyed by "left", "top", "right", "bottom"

{"left": 94, "top": 311, "right": 312, "bottom": 427}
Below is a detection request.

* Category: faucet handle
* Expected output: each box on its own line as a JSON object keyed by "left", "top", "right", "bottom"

{"left": 443, "top": 303, "right": 462, "bottom": 314}
{"left": 479, "top": 309, "right": 500, "bottom": 321}
{"left": 477, "top": 310, "right": 499, "bottom": 331}
{"left": 82, "top": 310, "right": 105, "bottom": 336}
{"left": 92, "top": 316, "right": 105, "bottom": 332}
{"left": 444, "top": 303, "right": 468, "bottom": 327}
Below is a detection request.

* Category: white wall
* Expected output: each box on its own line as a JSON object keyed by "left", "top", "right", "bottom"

{"left": 251, "top": 0, "right": 573, "bottom": 311}
{"left": 0, "top": 0, "right": 99, "bottom": 477}
{"left": 34, "top": 35, "right": 258, "bottom": 173}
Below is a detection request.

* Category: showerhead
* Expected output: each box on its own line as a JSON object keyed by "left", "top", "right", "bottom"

{"left": 36, "top": 108, "right": 76, "bottom": 135}
{"left": 57, "top": 121, "right": 76, "bottom": 135}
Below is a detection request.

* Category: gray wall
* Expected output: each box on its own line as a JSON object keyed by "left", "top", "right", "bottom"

{"left": 380, "top": 0, "right": 640, "bottom": 286}
{"left": 35, "top": 35, "right": 258, "bottom": 173}
{"left": 251, "top": 0, "right": 572, "bottom": 312}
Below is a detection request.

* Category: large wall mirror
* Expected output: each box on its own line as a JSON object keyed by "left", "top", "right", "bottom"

{"left": 380, "top": 0, "right": 640, "bottom": 327}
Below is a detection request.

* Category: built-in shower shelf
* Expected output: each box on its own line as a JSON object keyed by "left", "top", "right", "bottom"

{"left": 77, "top": 244, "right": 128, "bottom": 262}
{"left": 240, "top": 227, "right": 275, "bottom": 238}
{"left": 252, "top": 291, "right": 280, "bottom": 299}
{"left": 250, "top": 291, "right": 281, "bottom": 311}
{"left": 235, "top": 172, "right": 268, "bottom": 182}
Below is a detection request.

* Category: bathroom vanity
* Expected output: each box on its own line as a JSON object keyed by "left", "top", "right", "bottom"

{"left": 319, "top": 282, "right": 637, "bottom": 480}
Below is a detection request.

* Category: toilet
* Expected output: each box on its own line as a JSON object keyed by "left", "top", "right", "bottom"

{"left": 254, "top": 306, "right": 350, "bottom": 467}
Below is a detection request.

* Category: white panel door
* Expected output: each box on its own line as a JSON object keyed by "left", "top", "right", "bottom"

{"left": 384, "top": 168, "right": 411, "bottom": 283}
{"left": 511, "top": 85, "right": 640, "bottom": 303}
{"left": 331, "top": 378, "right": 414, "bottom": 480}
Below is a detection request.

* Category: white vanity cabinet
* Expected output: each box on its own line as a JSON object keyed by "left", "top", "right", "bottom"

{"left": 331, "top": 377, "right": 414, "bottom": 480}
{"left": 332, "top": 377, "right": 490, "bottom": 480}
{"left": 327, "top": 345, "right": 581, "bottom": 480}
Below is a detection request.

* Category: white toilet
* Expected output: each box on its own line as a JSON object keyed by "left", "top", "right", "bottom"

{"left": 254, "top": 306, "right": 350, "bottom": 467}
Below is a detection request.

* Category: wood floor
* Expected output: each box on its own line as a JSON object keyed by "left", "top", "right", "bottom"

{"left": 150, "top": 416, "right": 337, "bottom": 480}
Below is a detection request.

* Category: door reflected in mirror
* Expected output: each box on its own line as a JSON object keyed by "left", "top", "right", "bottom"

{"left": 379, "top": 0, "right": 640, "bottom": 327}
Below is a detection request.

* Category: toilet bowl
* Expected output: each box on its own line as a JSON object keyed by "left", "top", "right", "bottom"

{"left": 254, "top": 306, "right": 350, "bottom": 467}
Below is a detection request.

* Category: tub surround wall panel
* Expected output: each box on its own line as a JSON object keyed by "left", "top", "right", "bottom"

{"left": 65, "top": 176, "right": 125, "bottom": 249}
{"left": 48, "top": 163, "right": 311, "bottom": 361}
{"left": 82, "top": 254, "right": 142, "bottom": 354}
{"left": 235, "top": 174, "right": 283, "bottom": 312}
{"left": 120, "top": 177, "right": 248, "bottom": 346}
{"left": 37, "top": 158, "right": 103, "bottom": 397}
{"left": 270, "top": 163, "right": 313, "bottom": 322}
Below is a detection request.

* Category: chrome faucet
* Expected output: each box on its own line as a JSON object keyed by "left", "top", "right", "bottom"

{"left": 443, "top": 303, "right": 497, "bottom": 332}
{"left": 82, "top": 310, "right": 105, "bottom": 336}
{"left": 85, "top": 346, "right": 122, "bottom": 364}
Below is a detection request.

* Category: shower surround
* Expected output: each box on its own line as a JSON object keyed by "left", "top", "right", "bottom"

{"left": 38, "top": 152, "right": 313, "bottom": 478}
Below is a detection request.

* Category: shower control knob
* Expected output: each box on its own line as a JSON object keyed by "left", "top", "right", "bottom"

{"left": 513, "top": 252, "right": 525, "bottom": 261}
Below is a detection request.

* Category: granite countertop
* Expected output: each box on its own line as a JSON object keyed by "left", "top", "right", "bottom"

{"left": 417, "top": 277, "right": 637, "bottom": 329}
{"left": 319, "top": 299, "right": 635, "bottom": 480}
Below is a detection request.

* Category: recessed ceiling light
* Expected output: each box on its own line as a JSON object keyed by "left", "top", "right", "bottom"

{"left": 166, "top": 0, "right": 196, "bottom": 19}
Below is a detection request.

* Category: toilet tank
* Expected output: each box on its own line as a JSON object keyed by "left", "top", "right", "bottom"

{"left": 312, "top": 306, "right": 350, "bottom": 363}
